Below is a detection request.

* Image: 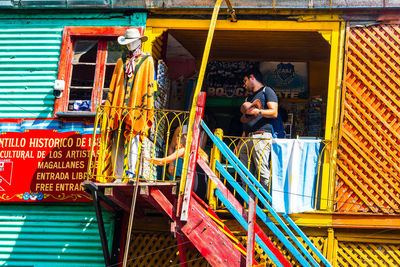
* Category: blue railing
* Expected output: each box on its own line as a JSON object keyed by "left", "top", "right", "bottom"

{"left": 201, "top": 120, "right": 331, "bottom": 267}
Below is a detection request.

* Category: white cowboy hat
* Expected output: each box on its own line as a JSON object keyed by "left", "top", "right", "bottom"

{"left": 117, "top": 28, "right": 148, "bottom": 45}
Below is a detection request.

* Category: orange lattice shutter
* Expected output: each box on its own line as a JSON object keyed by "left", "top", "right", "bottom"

{"left": 336, "top": 24, "right": 400, "bottom": 214}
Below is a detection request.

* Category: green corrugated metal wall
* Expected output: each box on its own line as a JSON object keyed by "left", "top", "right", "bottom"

{"left": 0, "top": 204, "right": 114, "bottom": 266}
{"left": 0, "top": 27, "right": 62, "bottom": 118}
{"left": 0, "top": 11, "right": 146, "bottom": 118}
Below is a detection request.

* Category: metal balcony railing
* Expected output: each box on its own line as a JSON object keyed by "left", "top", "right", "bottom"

{"left": 86, "top": 104, "right": 331, "bottom": 215}
{"left": 86, "top": 105, "right": 190, "bottom": 184}
{"left": 207, "top": 129, "right": 330, "bottom": 211}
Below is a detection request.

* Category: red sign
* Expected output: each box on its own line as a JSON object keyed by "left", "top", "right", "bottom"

{"left": 0, "top": 130, "right": 97, "bottom": 202}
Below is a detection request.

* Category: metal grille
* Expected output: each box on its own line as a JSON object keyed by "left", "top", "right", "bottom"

{"left": 336, "top": 25, "right": 400, "bottom": 213}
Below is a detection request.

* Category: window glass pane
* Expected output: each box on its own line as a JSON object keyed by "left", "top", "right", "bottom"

{"left": 73, "top": 40, "right": 98, "bottom": 63}
{"left": 69, "top": 88, "right": 92, "bottom": 101}
{"left": 106, "top": 41, "right": 129, "bottom": 63}
{"left": 69, "top": 64, "right": 95, "bottom": 111}
{"left": 103, "top": 65, "right": 115, "bottom": 90}
{"left": 68, "top": 91, "right": 92, "bottom": 111}
{"left": 70, "top": 65, "right": 96, "bottom": 87}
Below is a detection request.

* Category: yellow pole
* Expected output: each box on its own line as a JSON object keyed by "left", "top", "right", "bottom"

{"left": 88, "top": 105, "right": 102, "bottom": 181}
{"left": 178, "top": 0, "right": 223, "bottom": 202}
{"left": 326, "top": 228, "right": 335, "bottom": 263}
{"left": 320, "top": 22, "right": 341, "bottom": 210}
{"left": 327, "top": 21, "right": 346, "bottom": 212}
{"left": 207, "top": 128, "right": 224, "bottom": 209}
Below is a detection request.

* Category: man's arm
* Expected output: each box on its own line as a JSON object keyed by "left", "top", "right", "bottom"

{"left": 260, "top": 101, "right": 278, "bottom": 118}
{"left": 247, "top": 102, "right": 278, "bottom": 118}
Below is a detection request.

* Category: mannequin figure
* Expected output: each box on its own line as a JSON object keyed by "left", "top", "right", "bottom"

{"left": 100, "top": 28, "right": 155, "bottom": 182}
{"left": 106, "top": 28, "right": 154, "bottom": 133}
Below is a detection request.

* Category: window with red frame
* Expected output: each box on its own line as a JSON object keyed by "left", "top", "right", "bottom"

{"left": 54, "top": 27, "right": 134, "bottom": 115}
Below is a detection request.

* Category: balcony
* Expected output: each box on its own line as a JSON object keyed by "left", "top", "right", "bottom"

{"left": 85, "top": 103, "right": 329, "bottom": 216}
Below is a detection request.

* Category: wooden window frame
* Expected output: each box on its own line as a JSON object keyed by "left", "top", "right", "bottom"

{"left": 54, "top": 26, "right": 135, "bottom": 116}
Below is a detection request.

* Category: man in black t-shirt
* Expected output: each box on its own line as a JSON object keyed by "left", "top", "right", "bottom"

{"left": 239, "top": 69, "right": 279, "bottom": 190}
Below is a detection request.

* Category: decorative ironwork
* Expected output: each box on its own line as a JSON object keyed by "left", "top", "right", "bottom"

{"left": 87, "top": 105, "right": 190, "bottom": 183}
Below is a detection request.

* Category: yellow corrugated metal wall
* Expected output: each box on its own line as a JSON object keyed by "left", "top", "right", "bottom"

{"left": 336, "top": 24, "right": 400, "bottom": 214}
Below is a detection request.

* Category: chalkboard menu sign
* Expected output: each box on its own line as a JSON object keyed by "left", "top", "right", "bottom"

{"left": 205, "top": 61, "right": 308, "bottom": 99}
{"left": 261, "top": 62, "right": 309, "bottom": 99}
{"left": 205, "top": 61, "right": 256, "bottom": 98}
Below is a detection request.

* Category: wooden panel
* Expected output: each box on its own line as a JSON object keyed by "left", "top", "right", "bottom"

{"left": 237, "top": 235, "right": 327, "bottom": 266}
{"left": 128, "top": 233, "right": 208, "bottom": 267}
{"left": 168, "top": 29, "right": 331, "bottom": 61}
{"left": 129, "top": 232, "right": 400, "bottom": 266}
{"left": 336, "top": 25, "right": 400, "bottom": 214}
{"left": 151, "top": 33, "right": 164, "bottom": 62}
{"left": 336, "top": 241, "right": 400, "bottom": 267}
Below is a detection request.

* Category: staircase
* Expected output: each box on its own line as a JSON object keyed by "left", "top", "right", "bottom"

{"left": 85, "top": 99, "right": 332, "bottom": 266}
{"left": 140, "top": 119, "right": 331, "bottom": 267}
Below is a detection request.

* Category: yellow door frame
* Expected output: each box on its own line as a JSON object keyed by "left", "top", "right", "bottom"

{"left": 145, "top": 14, "right": 345, "bottom": 213}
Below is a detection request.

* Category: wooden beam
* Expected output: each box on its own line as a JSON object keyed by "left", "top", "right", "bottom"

{"left": 198, "top": 158, "right": 291, "bottom": 266}
{"left": 246, "top": 196, "right": 256, "bottom": 267}
{"left": 333, "top": 214, "right": 400, "bottom": 229}
{"left": 104, "top": 187, "right": 131, "bottom": 212}
{"left": 147, "top": 18, "right": 340, "bottom": 32}
{"left": 181, "top": 197, "right": 246, "bottom": 266}
{"left": 140, "top": 186, "right": 175, "bottom": 220}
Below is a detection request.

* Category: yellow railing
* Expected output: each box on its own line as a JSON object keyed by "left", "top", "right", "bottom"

{"left": 86, "top": 105, "right": 190, "bottom": 183}
{"left": 86, "top": 103, "right": 332, "bottom": 214}
{"left": 208, "top": 129, "right": 331, "bottom": 211}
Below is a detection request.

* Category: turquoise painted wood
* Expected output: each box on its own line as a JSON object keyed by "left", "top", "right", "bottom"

{"left": 0, "top": 204, "right": 114, "bottom": 266}
{"left": 0, "top": 11, "right": 146, "bottom": 118}
{"left": 202, "top": 120, "right": 331, "bottom": 267}
{"left": 214, "top": 189, "right": 284, "bottom": 267}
